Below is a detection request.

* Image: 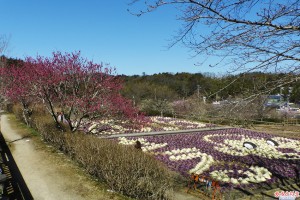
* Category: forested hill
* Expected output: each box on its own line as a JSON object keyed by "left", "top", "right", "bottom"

{"left": 120, "top": 72, "right": 300, "bottom": 104}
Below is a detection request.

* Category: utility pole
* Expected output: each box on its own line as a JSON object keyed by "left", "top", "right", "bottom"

{"left": 197, "top": 85, "right": 200, "bottom": 98}
{"left": 280, "top": 87, "right": 284, "bottom": 103}
{"left": 287, "top": 87, "right": 293, "bottom": 105}
{"left": 132, "top": 95, "right": 135, "bottom": 106}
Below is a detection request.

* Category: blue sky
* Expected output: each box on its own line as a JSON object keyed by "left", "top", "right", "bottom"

{"left": 0, "top": 0, "right": 221, "bottom": 75}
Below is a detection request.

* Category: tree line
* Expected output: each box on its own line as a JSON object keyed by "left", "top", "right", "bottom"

{"left": 121, "top": 72, "right": 300, "bottom": 105}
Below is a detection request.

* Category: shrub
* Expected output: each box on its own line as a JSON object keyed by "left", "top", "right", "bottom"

{"left": 12, "top": 103, "right": 23, "bottom": 120}
{"left": 64, "top": 134, "right": 174, "bottom": 199}
{"left": 140, "top": 99, "right": 174, "bottom": 117}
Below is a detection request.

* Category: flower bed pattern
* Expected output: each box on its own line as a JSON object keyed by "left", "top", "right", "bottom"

{"left": 117, "top": 128, "right": 300, "bottom": 189}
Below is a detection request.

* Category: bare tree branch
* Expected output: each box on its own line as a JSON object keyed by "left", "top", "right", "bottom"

{"left": 0, "top": 34, "right": 10, "bottom": 56}
{"left": 130, "top": 0, "right": 300, "bottom": 95}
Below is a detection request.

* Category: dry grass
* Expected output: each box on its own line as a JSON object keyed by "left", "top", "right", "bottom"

{"left": 250, "top": 124, "right": 300, "bottom": 139}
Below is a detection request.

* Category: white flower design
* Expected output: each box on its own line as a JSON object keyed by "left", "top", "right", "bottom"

{"left": 204, "top": 134, "right": 300, "bottom": 160}
{"left": 210, "top": 166, "right": 272, "bottom": 185}
{"left": 163, "top": 147, "right": 214, "bottom": 174}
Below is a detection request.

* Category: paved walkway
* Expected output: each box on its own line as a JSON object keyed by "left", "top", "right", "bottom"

{"left": 104, "top": 126, "right": 233, "bottom": 138}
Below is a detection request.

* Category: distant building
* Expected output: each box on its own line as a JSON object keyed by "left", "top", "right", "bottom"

{"left": 264, "top": 95, "right": 283, "bottom": 108}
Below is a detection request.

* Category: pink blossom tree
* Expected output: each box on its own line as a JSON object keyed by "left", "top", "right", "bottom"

{"left": 24, "top": 51, "right": 142, "bottom": 132}
{"left": 0, "top": 59, "right": 34, "bottom": 125}
{"left": 1, "top": 51, "right": 143, "bottom": 132}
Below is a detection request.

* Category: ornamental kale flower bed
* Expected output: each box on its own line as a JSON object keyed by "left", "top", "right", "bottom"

{"left": 78, "top": 116, "right": 214, "bottom": 135}
{"left": 117, "top": 128, "right": 300, "bottom": 189}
